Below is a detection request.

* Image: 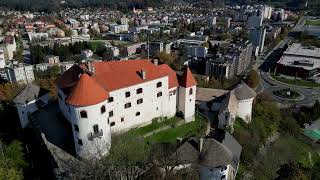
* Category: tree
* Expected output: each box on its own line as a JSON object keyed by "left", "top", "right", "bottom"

{"left": 279, "top": 114, "right": 300, "bottom": 136}
{"left": 311, "top": 156, "right": 320, "bottom": 180}
{"left": 72, "top": 133, "right": 151, "bottom": 180}
{"left": 246, "top": 70, "right": 260, "bottom": 89}
{"left": 0, "top": 140, "right": 27, "bottom": 180}
{"left": 276, "top": 162, "right": 309, "bottom": 180}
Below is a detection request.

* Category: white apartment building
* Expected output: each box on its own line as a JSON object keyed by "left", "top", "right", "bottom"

{"left": 56, "top": 60, "right": 197, "bottom": 158}
{"left": 110, "top": 24, "right": 129, "bottom": 34}
{"left": 5, "top": 62, "right": 35, "bottom": 84}
{"left": 35, "top": 61, "right": 75, "bottom": 72}
{"left": 187, "top": 46, "right": 208, "bottom": 58}
{"left": 28, "top": 32, "right": 49, "bottom": 42}
{"left": 0, "top": 49, "right": 5, "bottom": 68}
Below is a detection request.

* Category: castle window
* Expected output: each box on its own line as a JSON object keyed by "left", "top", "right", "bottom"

{"left": 136, "top": 88, "right": 143, "bottom": 94}
{"left": 93, "top": 124, "right": 99, "bottom": 133}
{"left": 101, "top": 105, "right": 106, "bottom": 114}
{"left": 80, "top": 110, "right": 87, "bottom": 118}
{"left": 137, "top": 98, "right": 143, "bottom": 104}
{"left": 108, "top": 97, "right": 114, "bottom": 103}
{"left": 125, "top": 102, "right": 131, "bottom": 109}
{"left": 189, "top": 88, "right": 193, "bottom": 95}
{"left": 110, "top": 122, "right": 115, "bottom": 127}
{"left": 109, "top": 111, "right": 114, "bottom": 117}
{"left": 78, "top": 139, "right": 83, "bottom": 146}
{"left": 74, "top": 125, "right": 79, "bottom": 132}
{"left": 136, "top": 112, "right": 140, "bottom": 116}
{"left": 157, "top": 92, "right": 162, "bottom": 97}
{"left": 125, "top": 91, "right": 130, "bottom": 98}
{"left": 156, "top": 82, "right": 162, "bottom": 88}
{"left": 121, "top": 117, "right": 124, "bottom": 122}
{"left": 221, "top": 175, "right": 226, "bottom": 180}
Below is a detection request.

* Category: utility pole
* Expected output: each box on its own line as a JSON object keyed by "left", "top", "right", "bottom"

{"left": 147, "top": 34, "right": 150, "bottom": 61}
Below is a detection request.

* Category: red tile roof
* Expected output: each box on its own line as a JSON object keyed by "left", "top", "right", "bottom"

{"left": 66, "top": 73, "right": 109, "bottom": 106}
{"left": 179, "top": 67, "right": 197, "bottom": 88}
{"left": 56, "top": 60, "right": 194, "bottom": 106}
{"left": 158, "top": 64, "right": 179, "bottom": 89}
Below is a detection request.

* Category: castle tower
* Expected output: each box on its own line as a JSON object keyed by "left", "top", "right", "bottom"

{"left": 65, "top": 73, "right": 111, "bottom": 159}
{"left": 178, "top": 67, "right": 197, "bottom": 122}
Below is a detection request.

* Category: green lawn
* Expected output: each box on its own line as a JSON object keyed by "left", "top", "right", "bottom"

{"left": 305, "top": 19, "right": 320, "bottom": 26}
{"left": 253, "top": 136, "right": 318, "bottom": 179}
{"left": 272, "top": 75, "right": 320, "bottom": 87}
{"left": 145, "top": 114, "right": 207, "bottom": 143}
{"left": 122, "top": 113, "right": 207, "bottom": 144}
{"left": 128, "top": 116, "right": 182, "bottom": 136}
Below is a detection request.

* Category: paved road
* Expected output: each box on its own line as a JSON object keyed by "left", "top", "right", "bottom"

{"left": 256, "top": 16, "right": 320, "bottom": 106}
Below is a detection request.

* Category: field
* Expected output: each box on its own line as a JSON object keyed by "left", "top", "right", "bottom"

{"left": 305, "top": 19, "right": 320, "bottom": 26}
{"left": 272, "top": 75, "right": 320, "bottom": 87}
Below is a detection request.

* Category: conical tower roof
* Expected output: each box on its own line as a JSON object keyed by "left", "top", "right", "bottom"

{"left": 66, "top": 73, "right": 109, "bottom": 106}
{"left": 179, "top": 67, "right": 197, "bottom": 88}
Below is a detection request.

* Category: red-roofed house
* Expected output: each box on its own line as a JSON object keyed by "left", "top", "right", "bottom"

{"left": 56, "top": 60, "right": 197, "bottom": 158}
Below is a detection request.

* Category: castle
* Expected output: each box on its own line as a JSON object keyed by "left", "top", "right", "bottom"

{"left": 55, "top": 60, "right": 197, "bottom": 158}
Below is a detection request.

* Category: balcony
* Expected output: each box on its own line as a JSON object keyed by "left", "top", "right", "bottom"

{"left": 87, "top": 129, "right": 103, "bottom": 141}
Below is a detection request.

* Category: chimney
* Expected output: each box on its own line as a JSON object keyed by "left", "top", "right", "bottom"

{"left": 87, "top": 61, "right": 95, "bottom": 74}
{"left": 140, "top": 69, "right": 146, "bottom": 80}
{"left": 199, "top": 138, "right": 204, "bottom": 152}
{"left": 153, "top": 59, "right": 158, "bottom": 66}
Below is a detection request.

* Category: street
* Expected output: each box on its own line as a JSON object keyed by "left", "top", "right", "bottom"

{"left": 256, "top": 16, "right": 320, "bottom": 106}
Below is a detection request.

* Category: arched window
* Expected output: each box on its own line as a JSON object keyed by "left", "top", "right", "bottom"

{"left": 156, "top": 82, "right": 162, "bottom": 88}
{"left": 101, "top": 105, "right": 106, "bottom": 114}
{"left": 80, "top": 110, "right": 87, "bottom": 118}
{"left": 189, "top": 88, "right": 193, "bottom": 95}
{"left": 136, "top": 112, "right": 141, "bottom": 116}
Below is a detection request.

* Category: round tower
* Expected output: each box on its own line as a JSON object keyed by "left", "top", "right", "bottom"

{"left": 66, "top": 74, "right": 111, "bottom": 159}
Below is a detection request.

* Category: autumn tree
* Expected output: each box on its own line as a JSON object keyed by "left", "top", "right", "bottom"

{"left": 245, "top": 70, "right": 260, "bottom": 89}
{"left": 275, "top": 161, "right": 309, "bottom": 180}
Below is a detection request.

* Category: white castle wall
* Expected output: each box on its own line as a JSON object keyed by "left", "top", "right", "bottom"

{"left": 178, "top": 86, "right": 196, "bottom": 122}
{"left": 236, "top": 98, "right": 254, "bottom": 123}
{"left": 57, "top": 74, "right": 191, "bottom": 158}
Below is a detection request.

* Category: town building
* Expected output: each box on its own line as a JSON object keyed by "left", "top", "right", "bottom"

{"left": 276, "top": 43, "right": 320, "bottom": 78}
{"left": 205, "top": 55, "right": 236, "bottom": 79}
{"left": 0, "top": 49, "right": 5, "bottom": 68}
{"left": 247, "top": 15, "right": 263, "bottom": 29}
{"left": 187, "top": 46, "right": 208, "bottom": 58}
{"left": 45, "top": 55, "right": 60, "bottom": 64}
{"left": 4, "top": 61, "right": 35, "bottom": 84}
{"left": 13, "top": 84, "right": 50, "bottom": 128}
{"left": 149, "top": 41, "right": 172, "bottom": 56}
{"left": 110, "top": 24, "right": 129, "bottom": 34}
{"left": 55, "top": 60, "right": 197, "bottom": 158}
{"left": 249, "top": 27, "right": 266, "bottom": 55}
{"left": 208, "top": 17, "right": 217, "bottom": 28}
